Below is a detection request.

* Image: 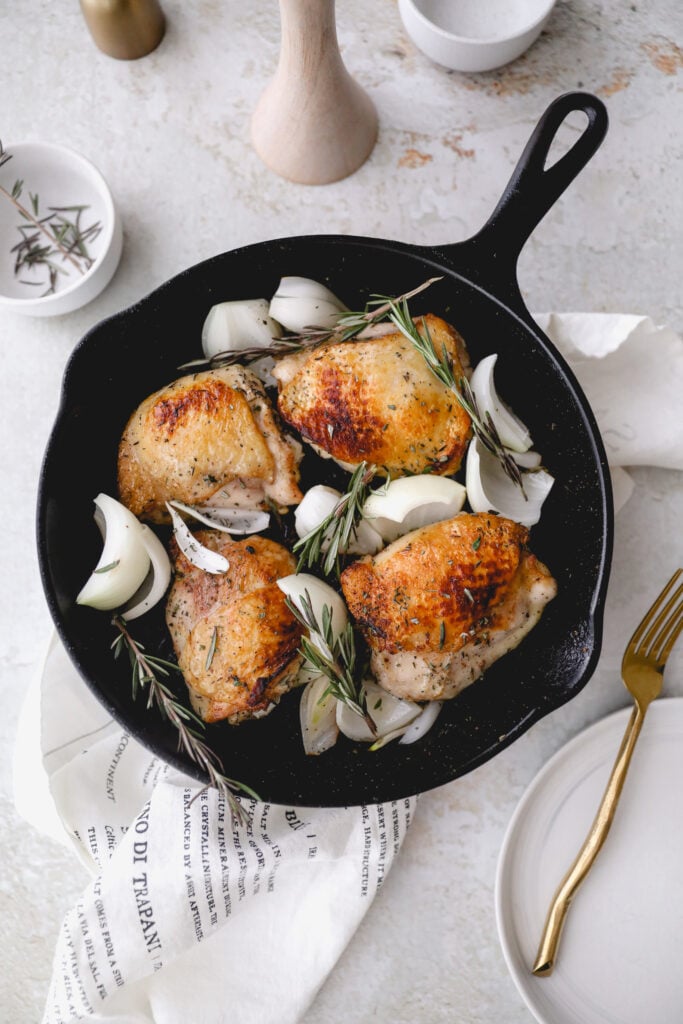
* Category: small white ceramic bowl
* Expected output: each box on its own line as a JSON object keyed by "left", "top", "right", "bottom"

{"left": 398, "top": 0, "right": 556, "bottom": 73}
{"left": 0, "top": 142, "right": 122, "bottom": 317}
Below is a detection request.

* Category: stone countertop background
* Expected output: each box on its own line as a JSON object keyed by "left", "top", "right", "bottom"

{"left": 1, "top": 1, "right": 682, "bottom": 1020}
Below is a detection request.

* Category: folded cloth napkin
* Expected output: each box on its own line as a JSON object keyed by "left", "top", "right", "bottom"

{"left": 14, "top": 312, "right": 683, "bottom": 1024}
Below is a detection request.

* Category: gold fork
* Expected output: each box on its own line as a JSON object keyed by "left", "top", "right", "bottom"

{"left": 532, "top": 568, "right": 683, "bottom": 977}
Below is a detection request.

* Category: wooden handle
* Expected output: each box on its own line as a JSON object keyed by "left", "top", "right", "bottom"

{"left": 532, "top": 704, "right": 645, "bottom": 976}
{"left": 251, "top": 0, "right": 377, "bottom": 185}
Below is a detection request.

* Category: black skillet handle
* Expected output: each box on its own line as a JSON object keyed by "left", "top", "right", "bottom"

{"left": 450, "top": 92, "right": 608, "bottom": 289}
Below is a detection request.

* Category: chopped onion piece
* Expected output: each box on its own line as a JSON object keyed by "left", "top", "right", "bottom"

{"left": 470, "top": 354, "right": 532, "bottom": 453}
{"left": 363, "top": 476, "right": 467, "bottom": 542}
{"left": 299, "top": 674, "right": 339, "bottom": 755}
{"left": 277, "top": 573, "right": 348, "bottom": 656}
{"left": 294, "top": 485, "right": 383, "bottom": 555}
{"left": 121, "top": 525, "right": 172, "bottom": 621}
{"left": 466, "top": 437, "right": 554, "bottom": 528}
{"left": 369, "top": 725, "right": 411, "bottom": 751}
{"left": 168, "top": 500, "right": 269, "bottom": 535}
{"left": 77, "top": 494, "right": 151, "bottom": 611}
{"left": 201, "top": 299, "right": 281, "bottom": 359}
{"left": 336, "top": 681, "right": 421, "bottom": 742}
{"left": 513, "top": 450, "right": 542, "bottom": 469}
{"left": 269, "top": 276, "right": 347, "bottom": 333}
{"left": 166, "top": 502, "right": 229, "bottom": 574}
{"left": 399, "top": 701, "right": 443, "bottom": 744}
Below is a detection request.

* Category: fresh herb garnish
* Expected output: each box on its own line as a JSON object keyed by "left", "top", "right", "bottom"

{"left": 205, "top": 626, "right": 218, "bottom": 671}
{"left": 111, "top": 616, "right": 259, "bottom": 823}
{"left": 179, "top": 278, "right": 442, "bottom": 372}
{"left": 369, "top": 291, "right": 526, "bottom": 494}
{"left": 285, "top": 592, "right": 376, "bottom": 736}
{"left": 0, "top": 140, "right": 102, "bottom": 297}
{"left": 94, "top": 559, "right": 120, "bottom": 574}
{"left": 293, "top": 461, "right": 376, "bottom": 577}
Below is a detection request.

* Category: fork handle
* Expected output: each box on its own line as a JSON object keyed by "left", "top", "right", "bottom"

{"left": 531, "top": 703, "right": 646, "bottom": 976}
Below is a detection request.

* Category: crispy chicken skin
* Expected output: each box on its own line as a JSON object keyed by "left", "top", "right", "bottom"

{"left": 166, "top": 531, "right": 303, "bottom": 723}
{"left": 273, "top": 315, "right": 472, "bottom": 476}
{"left": 118, "top": 366, "right": 302, "bottom": 523}
{"left": 340, "top": 512, "right": 557, "bottom": 701}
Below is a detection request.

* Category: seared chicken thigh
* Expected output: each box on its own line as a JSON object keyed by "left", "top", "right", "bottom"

{"left": 118, "top": 366, "right": 302, "bottom": 523}
{"left": 341, "top": 513, "right": 556, "bottom": 701}
{"left": 273, "top": 315, "right": 472, "bottom": 476}
{"left": 166, "top": 531, "right": 303, "bottom": 723}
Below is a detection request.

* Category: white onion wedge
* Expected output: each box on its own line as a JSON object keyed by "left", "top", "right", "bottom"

{"left": 168, "top": 500, "right": 269, "bottom": 536}
{"left": 121, "top": 525, "right": 172, "bottom": 621}
{"left": 336, "top": 681, "right": 421, "bottom": 743}
{"left": 269, "top": 277, "right": 347, "bottom": 333}
{"left": 466, "top": 438, "right": 554, "bottom": 528}
{"left": 299, "top": 674, "right": 339, "bottom": 755}
{"left": 166, "top": 502, "right": 229, "bottom": 574}
{"left": 277, "top": 573, "right": 348, "bottom": 655}
{"left": 77, "top": 494, "right": 151, "bottom": 611}
{"left": 513, "top": 449, "right": 542, "bottom": 469}
{"left": 470, "top": 354, "right": 532, "bottom": 453}
{"left": 294, "top": 485, "right": 383, "bottom": 555}
{"left": 399, "top": 701, "right": 443, "bottom": 744}
{"left": 363, "top": 476, "right": 467, "bottom": 543}
{"left": 201, "top": 299, "right": 281, "bottom": 359}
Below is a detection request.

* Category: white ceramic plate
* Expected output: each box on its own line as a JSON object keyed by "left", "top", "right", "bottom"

{"left": 496, "top": 698, "right": 683, "bottom": 1024}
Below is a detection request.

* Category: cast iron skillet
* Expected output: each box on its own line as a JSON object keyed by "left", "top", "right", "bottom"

{"left": 38, "top": 92, "right": 613, "bottom": 806}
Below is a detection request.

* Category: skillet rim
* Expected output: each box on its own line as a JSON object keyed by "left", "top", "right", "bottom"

{"left": 36, "top": 232, "right": 614, "bottom": 805}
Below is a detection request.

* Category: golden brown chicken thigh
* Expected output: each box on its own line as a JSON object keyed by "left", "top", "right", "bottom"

{"left": 341, "top": 512, "right": 557, "bottom": 701}
{"left": 166, "top": 531, "right": 304, "bottom": 723}
{"left": 273, "top": 315, "right": 472, "bottom": 476}
{"left": 118, "top": 366, "right": 302, "bottom": 523}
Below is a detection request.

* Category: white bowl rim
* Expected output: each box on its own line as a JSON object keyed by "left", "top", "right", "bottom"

{"left": 0, "top": 140, "right": 117, "bottom": 309}
{"left": 401, "top": 0, "right": 556, "bottom": 48}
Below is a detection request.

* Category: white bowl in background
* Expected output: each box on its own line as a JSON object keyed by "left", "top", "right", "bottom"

{"left": 398, "top": 0, "right": 556, "bottom": 73}
{"left": 0, "top": 142, "right": 122, "bottom": 317}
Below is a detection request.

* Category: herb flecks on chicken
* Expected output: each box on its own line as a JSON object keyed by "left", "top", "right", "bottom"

{"left": 166, "top": 531, "right": 304, "bottom": 724}
{"left": 340, "top": 512, "right": 557, "bottom": 702}
{"left": 118, "top": 366, "right": 302, "bottom": 523}
{"left": 273, "top": 315, "right": 472, "bottom": 477}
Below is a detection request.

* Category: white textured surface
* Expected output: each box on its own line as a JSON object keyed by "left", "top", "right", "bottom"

{"left": 1, "top": 1, "right": 682, "bottom": 1021}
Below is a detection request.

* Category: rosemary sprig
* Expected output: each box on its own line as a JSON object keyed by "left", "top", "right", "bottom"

{"left": 0, "top": 140, "right": 102, "bottom": 296}
{"left": 293, "top": 461, "right": 376, "bottom": 576}
{"left": 285, "top": 592, "right": 376, "bottom": 736}
{"left": 179, "top": 277, "right": 442, "bottom": 372}
{"left": 111, "top": 615, "right": 260, "bottom": 825}
{"left": 379, "top": 294, "right": 526, "bottom": 494}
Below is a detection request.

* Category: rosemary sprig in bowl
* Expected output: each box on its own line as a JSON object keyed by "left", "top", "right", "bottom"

{"left": 111, "top": 615, "right": 259, "bottom": 824}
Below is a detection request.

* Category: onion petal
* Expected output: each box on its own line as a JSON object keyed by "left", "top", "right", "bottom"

{"left": 363, "top": 476, "right": 467, "bottom": 542}
{"left": 169, "top": 500, "right": 269, "bottom": 535}
{"left": 277, "top": 573, "right": 348, "bottom": 655}
{"left": 336, "top": 681, "right": 421, "bottom": 742}
{"left": 269, "top": 277, "right": 347, "bottom": 333}
{"left": 466, "top": 438, "right": 554, "bottom": 528}
{"left": 201, "top": 299, "right": 281, "bottom": 359}
{"left": 77, "top": 494, "right": 151, "bottom": 611}
{"left": 299, "top": 674, "right": 339, "bottom": 755}
{"left": 470, "top": 354, "right": 532, "bottom": 453}
{"left": 294, "top": 485, "right": 383, "bottom": 555}
{"left": 121, "top": 525, "right": 172, "bottom": 621}
{"left": 166, "top": 502, "right": 229, "bottom": 574}
{"left": 399, "top": 701, "right": 443, "bottom": 744}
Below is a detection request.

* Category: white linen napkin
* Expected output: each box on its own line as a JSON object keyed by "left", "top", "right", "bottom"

{"left": 14, "top": 312, "right": 683, "bottom": 1024}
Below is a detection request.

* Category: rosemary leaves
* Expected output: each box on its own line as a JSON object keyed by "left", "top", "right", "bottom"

{"left": 285, "top": 592, "right": 376, "bottom": 736}
{"left": 379, "top": 292, "right": 526, "bottom": 493}
{"left": 111, "top": 616, "right": 259, "bottom": 823}
{"left": 293, "top": 461, "right": 377, "bottom": 576}
{"left": 0, "top": 140, "right": 102, "bottom": 297}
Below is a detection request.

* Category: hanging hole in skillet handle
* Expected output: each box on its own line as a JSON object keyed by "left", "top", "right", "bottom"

{"left": 462, "top": 92, "right": 608, "bottom": 283}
